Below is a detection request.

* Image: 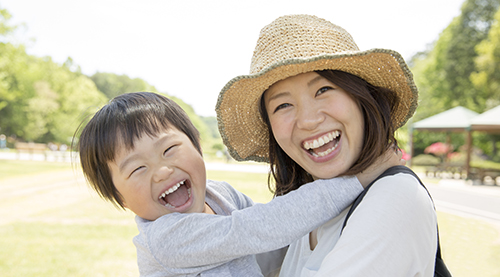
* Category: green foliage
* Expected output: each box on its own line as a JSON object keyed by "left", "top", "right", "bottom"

{"left": 0, "top": 46, "right": 108, "bottom": 143}
{"left": 410, "top": 0, "right": 500, "bottom": 160}
{"left": 168, "top": 95, "right": 218, "bottom": 153}
{"left": 90, "top": 72, "right": 157, "bottom": 100}
{"left": 0, "top": 6, "right": 16, "bottom": 37}
{"left": 79, "top": 70, "right": 223, "bottom": 155}
{"left": 201, "top": 116, "right": 221, "bottom": 140}
{"left": 411, "top": 0, "right": 500, "bottom": 121}
{"left": 471, "top": 159, "right": 500, "bottom": 170}
{"left": 471, "top": 7, "right": 500, "bottom": 109}
{"left": 0, "top": 5, "right": 222, "bottom": 152}
{"left": 411, "top": 154, "right": 441, "bottom": 166}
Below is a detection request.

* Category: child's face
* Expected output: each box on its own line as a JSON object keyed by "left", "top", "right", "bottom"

{"left": 108, "top": 127, "right": 208, "bottom": 221}
{"left": 264, "top": 72, "right": 364, "bottom": 180}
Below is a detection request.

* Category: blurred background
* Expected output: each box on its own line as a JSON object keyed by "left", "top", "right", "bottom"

{"left": 1, "top": 0, "right": 499, "bottom": 276}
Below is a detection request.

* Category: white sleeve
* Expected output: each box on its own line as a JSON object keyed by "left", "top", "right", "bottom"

{"left": 314, "top": 173, "right": 438, "bottom": 277}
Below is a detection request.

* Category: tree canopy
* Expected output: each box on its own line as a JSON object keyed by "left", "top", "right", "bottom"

{"left": 0, "top": 9, "right": 108, "bottom": 144}
{"left": 0, "top": 5, "right": 216, "bottom": 151}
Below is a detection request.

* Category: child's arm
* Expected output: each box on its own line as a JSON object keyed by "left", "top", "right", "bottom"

{"left": 136, "top": 176, "right": 360, "bottom": 270}
{"left": 137, "top": 149, "right": 402, "bottom": 272}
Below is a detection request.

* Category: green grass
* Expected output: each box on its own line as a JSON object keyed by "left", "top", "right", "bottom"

{"left": 0, "top": 159, "right": 73, "bottom": 180}
{"left": 0, "top": 223, "right": 138, "bottom": 277}
{"left": 0, "top": 160, "right": 499, "bottom": 276}
{"left": 437, "top": 212, "right": 500, "bottom": 276}
{"left": 206, "top": 170, "right": 274, "bottom": 203}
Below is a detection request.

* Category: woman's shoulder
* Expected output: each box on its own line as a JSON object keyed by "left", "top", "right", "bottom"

{"left": 371, "top": 170, "right": 427, "bottom": 195}
{"left": 365, "top": 170, "right": 435, "bottom": 213}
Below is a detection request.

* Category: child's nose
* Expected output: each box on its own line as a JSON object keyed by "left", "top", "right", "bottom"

{"left": 153, "top": 165, "right": 174, "bottom": 183}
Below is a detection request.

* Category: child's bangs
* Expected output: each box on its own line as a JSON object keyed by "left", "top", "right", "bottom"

{"left": 110, "top": 103, "right": 172, "bottom": 155}
{"left": 117, "top": 110, "right": 171, "bottom": 150}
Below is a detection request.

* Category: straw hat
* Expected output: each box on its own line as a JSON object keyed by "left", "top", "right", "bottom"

{"left": 216, "top": 14, "right": 418, "bottom": 163}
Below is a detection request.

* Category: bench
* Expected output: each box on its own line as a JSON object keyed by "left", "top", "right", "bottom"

{"left": 15, "top": 142, "right": 48, "bottom": 160}
{"left": 424, "top": 164, "right": 465, "bottom": 179}
{"left": 469, "top": 167, "right": 500, "bottom": 185}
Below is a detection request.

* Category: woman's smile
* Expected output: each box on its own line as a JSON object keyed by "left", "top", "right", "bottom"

{"left": 302, "top": 130, "right": 341, "bottom": 158}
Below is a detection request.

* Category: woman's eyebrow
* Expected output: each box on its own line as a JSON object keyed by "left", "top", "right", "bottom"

{"left": 266, "top": 91, "right": 290, "bottom": 103}
{"left": 307, "top": 75, "right": 324, "bottom": 87}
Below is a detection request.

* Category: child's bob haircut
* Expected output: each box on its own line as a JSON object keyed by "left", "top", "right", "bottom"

{"left": 77, "top": 92, "right": 201, "bottom": 209}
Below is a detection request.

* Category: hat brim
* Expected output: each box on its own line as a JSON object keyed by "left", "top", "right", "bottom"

{"left": 216, "top": 48, "right": 418, "bottom": 162}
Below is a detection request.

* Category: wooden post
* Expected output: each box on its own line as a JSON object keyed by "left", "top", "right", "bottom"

{"left": 465, "top": 129, "right": 472, "bottom": 179}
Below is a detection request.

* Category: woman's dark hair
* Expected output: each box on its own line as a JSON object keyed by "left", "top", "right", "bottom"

{"left": 76, "top": 92, "right": 201, "bottom": 208}
{"left": 259, "top": 70, "right": 399, "bottom": 196}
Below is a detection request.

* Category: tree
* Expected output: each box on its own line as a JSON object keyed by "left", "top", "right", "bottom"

{"left": 0, "top": 40, "right": 108, "bottom": 143}
{"left": 410, "top": 0, "right": 500, "bottom": 158}
{"left": 443, "top": 0, "right": 500, "bottom": 111}
{"left": 411, "top": 0, "right": 500, "bottom": 119}
{"left": 90, "top": 72, "right": 157, "bottom": 100}
{"left": 0, "top": 6, "right": 16, "bottom": 37}
{"left": 470, "top": 7, "right": 500, "bottom": 110}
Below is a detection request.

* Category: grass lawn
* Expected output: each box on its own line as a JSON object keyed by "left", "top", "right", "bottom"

{"left": 0, "top": 160, "right": 498, "bottom": 276}
{"left": 0, "top": 159, "right": 73, "bottom": 180}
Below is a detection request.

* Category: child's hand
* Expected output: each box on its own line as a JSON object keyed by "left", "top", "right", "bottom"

{"left": 355, "top": 147, "right": 405, "bottom": 188}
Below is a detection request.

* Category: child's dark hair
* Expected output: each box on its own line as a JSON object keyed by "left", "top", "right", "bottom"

{"left": 259, "top": 70, "right": 399, "bottom": 196}
{"left": 77, "top": 92, "right": 201, "bottom": 208}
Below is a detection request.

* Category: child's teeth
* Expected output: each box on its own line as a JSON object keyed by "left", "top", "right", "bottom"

{"left": 159, "top": 180, "right": 186, "bottom": 200}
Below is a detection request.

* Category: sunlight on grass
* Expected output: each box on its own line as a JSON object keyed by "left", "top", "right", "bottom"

{"left": 438, "top": 212, "right": 500, "bottom": 277}
{"left": 0, "top": 223, "right": 137, "bottom": 277}
{"left": 207, "top": 170, "right": 274, "bottom": 203}
{"left": 0, "top": 160, "right": 73, "bottom": 180}
{"left": 1, "top": 160, "right": 500, "bottom": 276}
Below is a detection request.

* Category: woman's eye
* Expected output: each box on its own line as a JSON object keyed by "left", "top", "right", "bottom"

{"left": 317, "top": 86, "right": 333, "bottom": 96}
{"left": 273, "top": 103, "right": 291, "bottom": 113}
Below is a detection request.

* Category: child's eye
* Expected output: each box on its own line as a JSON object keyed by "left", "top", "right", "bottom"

{"left": 273, "top": 103, "right": 291, "bottom": 113}
{"left": 316, "top": 86, "right": 333, "bottom": 96}
{"left": 163, "top": 145, "right": 176, "bottom": 155}
{"left": 129, "top": 166, "right": 145, "bottom": 177}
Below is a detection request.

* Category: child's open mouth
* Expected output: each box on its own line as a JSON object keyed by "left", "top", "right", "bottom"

{"left": 158, "top": 180, "right": 192, "bottom": 208}
{"left": 303, "top": 131, "right": 341, "bottom": 157}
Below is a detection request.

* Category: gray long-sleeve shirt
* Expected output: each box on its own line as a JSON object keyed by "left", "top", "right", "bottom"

{"left": 134, "top": 177, "right": 362, "bottom": 276}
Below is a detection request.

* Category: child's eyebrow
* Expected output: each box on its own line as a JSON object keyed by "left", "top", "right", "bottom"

{"left": 117, "top": 134, "right": 173, "bottom": 174}
{"left": 118, "top": 153, "right": 141, "bottom": 174}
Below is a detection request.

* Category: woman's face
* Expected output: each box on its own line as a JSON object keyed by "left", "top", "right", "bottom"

{"left": 264, "top": 72, "right": 364, "bottom": 179}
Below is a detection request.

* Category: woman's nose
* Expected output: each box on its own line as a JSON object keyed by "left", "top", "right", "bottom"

{"left": 153, "top": 165, "right": 174, "bottom": 183}
{"left": 296, "top": 104, "right": 325, "bottom": 130}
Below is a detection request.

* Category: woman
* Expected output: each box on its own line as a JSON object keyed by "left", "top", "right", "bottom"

{"left": 216, "top": 14, "right": 439, "bottom": 276}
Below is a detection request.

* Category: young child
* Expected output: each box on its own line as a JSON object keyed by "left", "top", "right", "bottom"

{"left": 77, "top": 91, "right": 401, "bottom": 276}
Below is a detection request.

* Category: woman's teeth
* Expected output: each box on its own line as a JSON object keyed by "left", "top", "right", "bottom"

{"left": 303, "top": 131, "right": 340, "bottom": 157}
{"left": 159, "top": 180, "right": 185, "bottom": 200}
